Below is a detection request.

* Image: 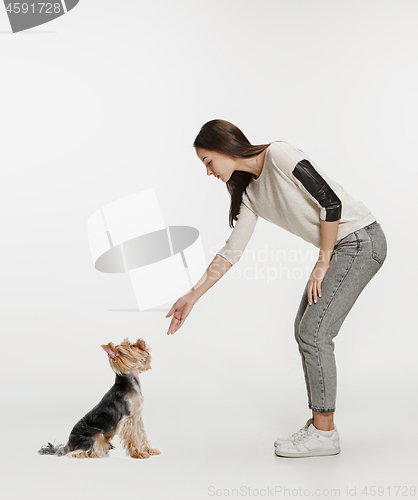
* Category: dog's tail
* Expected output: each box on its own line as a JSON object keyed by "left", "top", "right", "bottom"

{"left": 38, "top": 441, "right": 68, "bottom": 456}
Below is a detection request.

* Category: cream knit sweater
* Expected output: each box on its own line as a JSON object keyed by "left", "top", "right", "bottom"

{"left": 216, "top": 140, "right": 376, "bottom": 266}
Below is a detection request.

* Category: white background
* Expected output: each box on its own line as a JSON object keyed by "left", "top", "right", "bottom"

{"left": 1, "top": 1, "right": 416, "bottom": 499}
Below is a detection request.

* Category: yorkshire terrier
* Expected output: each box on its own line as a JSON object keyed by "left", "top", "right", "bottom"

{"left": 38, "top": 338, "right": 161, "bottom": 459}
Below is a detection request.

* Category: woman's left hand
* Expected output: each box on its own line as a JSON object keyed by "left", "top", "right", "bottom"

{"left": 307, "top": 260, "right": 330, "bottom": 305}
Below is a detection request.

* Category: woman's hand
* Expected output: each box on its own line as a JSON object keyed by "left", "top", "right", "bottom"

{"left": 166, "top": 293, "right": 197, "bottom": 335}
{"left": 307, "top": 260, "right": 330, "bottom": 306}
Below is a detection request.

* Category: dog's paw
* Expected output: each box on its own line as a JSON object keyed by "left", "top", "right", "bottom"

{"left": 130, "top": 451, "right": 151, "bottom": 459}
{"left": 147, "top": 447, "right": 161, "bottom": 455}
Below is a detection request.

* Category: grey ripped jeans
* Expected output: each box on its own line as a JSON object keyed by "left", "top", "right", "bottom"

{"left": 294, "top": 221, "right": 387, "bottom": 413}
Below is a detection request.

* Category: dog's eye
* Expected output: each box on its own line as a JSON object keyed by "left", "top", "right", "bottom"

{"left": 130, "top": 345, "right": 134, "bottom": 349}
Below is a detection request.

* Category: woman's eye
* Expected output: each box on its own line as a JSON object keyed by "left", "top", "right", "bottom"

{"left": 208, "top": 161, "right": 211, "bottom": 166}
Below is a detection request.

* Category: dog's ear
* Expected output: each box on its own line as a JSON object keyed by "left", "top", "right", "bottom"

{"left": 101, "top": 343, "right": 119, "bottom": 359}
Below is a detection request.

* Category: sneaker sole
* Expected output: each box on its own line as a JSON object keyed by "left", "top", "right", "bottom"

{"left": 274, "top": 447, "right": 341, "bottom": 458}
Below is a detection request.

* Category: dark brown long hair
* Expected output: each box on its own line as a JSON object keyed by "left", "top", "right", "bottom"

{"left": 193, "top": 119, "right": 272, "bottom": 228}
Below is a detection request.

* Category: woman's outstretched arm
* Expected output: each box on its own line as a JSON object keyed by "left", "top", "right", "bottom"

{"left": 188, "top": 253, "right": 232, "bottom": 301}
{"left": 166, "top": 254, "right": 232, "bottom": 335}
{"left": 166, "top": 201, "right": 258, "bottom": 335}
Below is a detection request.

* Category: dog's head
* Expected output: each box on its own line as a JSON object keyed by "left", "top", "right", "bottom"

{"left": 101, "top": 338, "right": 152, "bottom": 375}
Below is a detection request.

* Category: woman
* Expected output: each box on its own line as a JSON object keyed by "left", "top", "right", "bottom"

{"left": 166, "top": 119, "right": 387, "bottom": 458}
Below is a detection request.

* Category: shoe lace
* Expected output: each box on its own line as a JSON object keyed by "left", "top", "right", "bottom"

{"left": 291, "top": 428, "right": 309, "bottom": 444}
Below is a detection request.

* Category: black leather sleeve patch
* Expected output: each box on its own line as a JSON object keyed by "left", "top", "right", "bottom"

{"left": 292, "top": 159, "right": 342, "bottom": 221}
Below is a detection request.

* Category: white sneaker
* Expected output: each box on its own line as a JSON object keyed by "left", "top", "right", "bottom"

{"left": 274, "top": 417, "right": 314, "bottom": 447}
{"left": 274, "top": 423, "right": 341, "bottom": 458}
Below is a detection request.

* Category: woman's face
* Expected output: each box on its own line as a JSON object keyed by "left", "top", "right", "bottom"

{"left": 195, "top": 148, "right": 235, "bottom": 182}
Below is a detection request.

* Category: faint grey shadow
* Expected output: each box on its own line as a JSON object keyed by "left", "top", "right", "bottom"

{"left": 0, "top": 31, "right": 56, "bottom": 34}
{"left": 96, "top": 226, "right": 198, "bottom": 273}
{"left": 108, "top": 308, "right": 170, "bottom": 313}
